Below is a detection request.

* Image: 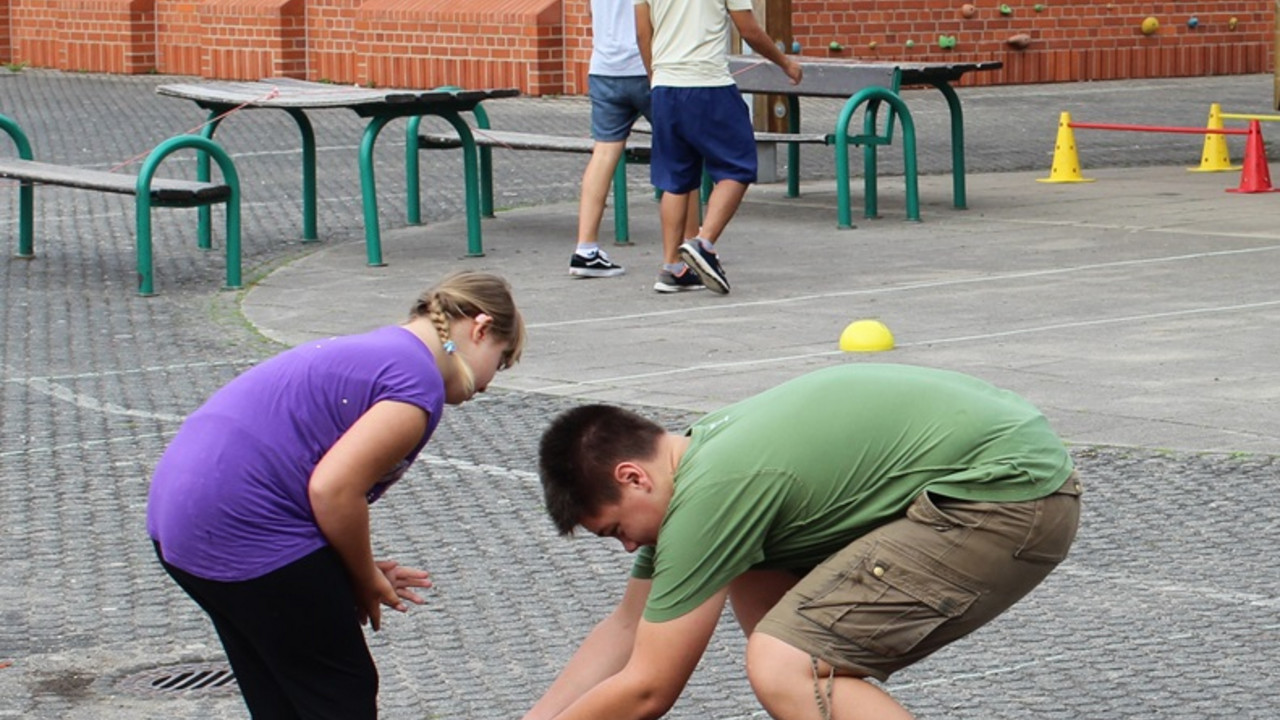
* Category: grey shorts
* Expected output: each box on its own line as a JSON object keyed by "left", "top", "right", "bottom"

{"left": 755, "top": 472, "right": 1083, "bottom": 681}
{"left": 589, "top": 74, "right": 651, "bottom": 142}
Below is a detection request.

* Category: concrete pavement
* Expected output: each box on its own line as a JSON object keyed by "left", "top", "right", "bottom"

{"left": 245, "top": 165, "right": 1280, "bottom": 455}
{"left": 2, "top": 68, "right": 1278, "bottom": 719}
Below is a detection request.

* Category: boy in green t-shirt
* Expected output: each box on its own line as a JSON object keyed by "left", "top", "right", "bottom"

{"left": 524, "top": 363, "right": 1081, "bottom": 720}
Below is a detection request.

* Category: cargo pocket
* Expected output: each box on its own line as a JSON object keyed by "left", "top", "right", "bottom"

{"left": 796, "top": 539, "right": 980, "bottom": 658}
{"left": 1012, "top": 491, "right": 1081, "bottom": 564}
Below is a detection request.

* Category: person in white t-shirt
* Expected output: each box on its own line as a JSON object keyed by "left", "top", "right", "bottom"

{"left": 635, "top": 0, "right": 801, "bottom": 295}
{"left": 570, "top": 0, "right": 699, "bottom": 279}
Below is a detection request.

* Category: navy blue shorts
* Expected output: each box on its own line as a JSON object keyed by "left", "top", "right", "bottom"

{"left": 650, "top": 85, "right": 757, "bottom": 194}
{"left": 589, "top": 75, "right": 652, "bottom": 142}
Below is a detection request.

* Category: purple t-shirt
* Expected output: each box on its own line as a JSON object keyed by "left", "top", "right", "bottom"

{"left": 147, "top": 326, "right": 445, "bottom": 581}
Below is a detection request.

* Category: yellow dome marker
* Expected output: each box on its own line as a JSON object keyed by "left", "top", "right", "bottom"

{"left": 839, "top": 320, "right": 895, "bottom": 352}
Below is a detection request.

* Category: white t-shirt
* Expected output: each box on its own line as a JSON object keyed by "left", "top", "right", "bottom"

{"left": 590, "top": 0, "right": 648, "bottom": 77}
{"left": 635, "top": 0, "right": 753, "bottom": 87}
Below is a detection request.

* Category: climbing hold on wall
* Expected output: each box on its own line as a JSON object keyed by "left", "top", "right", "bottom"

{"left": 1187, "top": 16, "right": 1198, "bottom": 28}
{"left": 1228, "top": 17, "right": 1238, "bottom": 30}
{"left": 868, "top": 40, "right": 878, "bottom": 50}
{"left": 791, "top": 41, "right": 801, "bottom": 53}
{"left": 999, "top": 4, "right": 1013, "bottom": 16}
{"left": 960, "top": 4, "right": 976, "bottom": 18}
{"left": 1006, "top": 33, "right": 1032, "bottom": 49}
{"left": 905, "top": 39, "right": 915, "bottom": 48}
{"left": 828, "top": 40, "right": 844, "bottom": 52}
{"left": 938, "top": 35, "right": 957, "bottom": 50}
{"left": 1034, "top": 3, "right": 1046, "bottom": 11}
{"left": 1140, "top": 17, "right": 1159, "bottom": 35}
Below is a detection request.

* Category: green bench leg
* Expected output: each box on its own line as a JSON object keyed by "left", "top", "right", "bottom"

{"left": 835, "top": 87, "right": 920, "bottom": 228}
{"left": 15, "top": 178, "right": 33, "bottom": 259}
{"left": 406, "top": 115, "right": 425, "bottom": 225}
{"left": 2, "top": 114, "right": 38, "bottom": 258}
{"left": 196, "top": 112, "right": 222, "bottom": 250}
{"left": 434, "top": 112, "right": 485, "bottom": 257}
{"left": 287, "top": 108, "right": 320, "bottom": 242}
{"left": 360, "top": 116, "right": 394, "bottom": 267}
{"left": 200, "top": 108, "right": 317, "bottom": 245}
{"left": 932, "top": 80, "right": 968, "bottom": 210}
{"left": 612, "top": 156, "right": 632, "bottom": 246}
{"left": 138, "top": 135, "right": 242, "bottom": 296}
{"left": 787, "top": 96, "right": 802, "bottom": 198}
{"left": 405, "top": 106, "right": 487, "bottom": 258}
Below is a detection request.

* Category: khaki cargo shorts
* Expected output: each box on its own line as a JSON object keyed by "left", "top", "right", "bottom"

{"left": 755, "top": 472, "right": 1083, "bottom": 681}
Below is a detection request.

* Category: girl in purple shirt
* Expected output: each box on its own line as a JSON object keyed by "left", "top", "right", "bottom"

{"left": 148, "top": 271, "right": 525, "bottom": 719}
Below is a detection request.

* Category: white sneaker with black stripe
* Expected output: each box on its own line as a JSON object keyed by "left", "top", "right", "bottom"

{"left": 569, "top": 250, "right": 625, "bottom": 278}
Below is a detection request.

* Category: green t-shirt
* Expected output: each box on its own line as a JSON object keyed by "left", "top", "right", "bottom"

{"left": 632, "top": 363, "right": 1074, "bottom": 623}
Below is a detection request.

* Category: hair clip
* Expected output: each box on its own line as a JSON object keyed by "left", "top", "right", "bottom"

{"left": 442, "top": 340, "right": 456, "bottom": 355}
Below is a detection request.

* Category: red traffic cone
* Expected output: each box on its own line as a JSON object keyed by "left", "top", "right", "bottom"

{"left": 1226, "top": 120, "right": 1279, "bottom": 193}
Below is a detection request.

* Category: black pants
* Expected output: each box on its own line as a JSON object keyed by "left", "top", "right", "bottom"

{"left": 156, "top": 543, "right": 378, "bottom": 720}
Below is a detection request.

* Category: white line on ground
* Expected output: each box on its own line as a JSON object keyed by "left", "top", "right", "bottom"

{"left": 527, "top": 243, "right": 1280, "bottom": 329}
{"left": 523, "top": 298, "right": 1280, "bottom": 393}
{"left": 14, "top": 377, "right": 186, "bottom": 423}
{"left": 7, "top": 359, "right": 258, "bottom": 382}
{"left": 889, "top": 654, "right": 1073, "bottom": 690}
{"left": 419, "top": 453, "right": 539, "bottom": 482}
{"left": 0, "top": 431, "right": 177, "bottom": 458}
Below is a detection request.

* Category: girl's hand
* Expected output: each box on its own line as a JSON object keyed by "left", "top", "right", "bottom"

{"left": 376, "top": 559, "right": 432, "bottom": 607}
{"left": 355, "top": 569, "right": 403, "bottom": 631}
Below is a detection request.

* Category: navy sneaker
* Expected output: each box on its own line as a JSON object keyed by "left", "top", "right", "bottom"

{"left": 570, "top": 250, "right": 625, "bottom": 278}
{"left": 653, "top": 268, "right": 705, "bottom": 293}
{"left": 678, "top": 241, "right": 729, "bottom": 294}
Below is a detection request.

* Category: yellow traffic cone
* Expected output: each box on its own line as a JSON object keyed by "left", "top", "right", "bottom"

{"left": 1188, "top": 103, "right": 1242, "bottom": 172}
{"left": 1037, "top": 112, "right": 1094, "bottom": 183}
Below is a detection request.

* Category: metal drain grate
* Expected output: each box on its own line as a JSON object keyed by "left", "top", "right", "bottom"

{"left": 119, "top": 662, "right": 238, "bottom": 697}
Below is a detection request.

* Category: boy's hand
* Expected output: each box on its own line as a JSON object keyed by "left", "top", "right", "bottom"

{"left": 782, "top": 56, "right": 803, "bottom": 85}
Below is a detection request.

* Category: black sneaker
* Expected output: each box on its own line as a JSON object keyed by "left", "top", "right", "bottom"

{"left": 678, "top": 241, "right": 730, "bottom": 294}
{"left": 653, "top": 268, "right": 705, "bottom": 293}
{"left": 570, "top": 250, "right": 625, "bottom": 278}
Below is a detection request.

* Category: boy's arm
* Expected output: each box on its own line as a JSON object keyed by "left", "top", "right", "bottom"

{"left": 541, "top": 587, "right": 729, "bottom": 720}
{"left": 634, "top": 2, "right": 654, "bottom": 77}
{"left": 522, "top": 577, "right": 652, "bottom": 720}
{"left": 729, "top": 9, "right": 803, "bottom": 84}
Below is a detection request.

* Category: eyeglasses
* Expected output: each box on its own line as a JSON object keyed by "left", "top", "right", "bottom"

{"left": 498, "top": 347, "right": 516, "bottom": 372}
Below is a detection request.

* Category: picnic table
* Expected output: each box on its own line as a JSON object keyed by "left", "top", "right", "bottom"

{"left": 156, "top": 79, "right": 520, "bottom": 265}
{"left": 730, "top": 55, "right": 1002, "bottom": 227}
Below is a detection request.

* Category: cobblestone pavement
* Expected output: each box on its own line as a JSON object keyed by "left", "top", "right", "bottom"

{"left": 1, "top": 68, "right": 1278, "bottom": 718}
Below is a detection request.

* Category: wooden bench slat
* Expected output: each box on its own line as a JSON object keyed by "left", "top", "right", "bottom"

{"left": 630, "top": 123, "right": 825, "bottom": 145}
{"left": 729, "top": 56, "right": 899, "bottom": 98}
{"left": 0, "top": 158, "right": 231, "bottom": 205}
{"left": 752, "top": 132, "right": 830, "bottom": 144}
{"left": 418, "top": 129, "right": 651, "bottom": 153}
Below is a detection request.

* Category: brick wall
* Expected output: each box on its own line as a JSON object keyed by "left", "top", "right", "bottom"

{"left": 156, "top": 0, "right": 203, "bottom": 76}
{"left": 793, "top": 0, "right": 1272, "bottom": 86}
{"left": 307, "top": 0, "right": 362, "bottom": 82}
{"left": 0, "top": 0, "right": 9, "bottom": 64}
{"left": 154, "top": 0, "right": 305, "bottom": 79}
{"left": 7, "top": 0, "right": 157, "bottom": 73}
{"left": 355, "top": 0, "right": 562, "bottom": 92}
{"left": 0, "top": 0, "right": 1274, "bottom": 93}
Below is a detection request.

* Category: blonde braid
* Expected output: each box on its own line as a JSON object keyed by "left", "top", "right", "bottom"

{"left": 423, "top": 292, "right": 476, "bottom": 396}
{"left": 409, "top": 270, "right": 525, "bottom": 397}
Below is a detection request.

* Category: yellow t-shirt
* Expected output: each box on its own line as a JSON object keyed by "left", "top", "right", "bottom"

{"left": 634, "top": 0, "right": 754, "bottom": 87}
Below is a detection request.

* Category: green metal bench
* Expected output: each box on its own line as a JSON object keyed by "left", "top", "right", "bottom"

{"left": 409, "top": 109, "right": 652, "bottom": 255}
{"left": 0, "top": 113, "right": 241, "bottom": 296}
{"left": 730, "top": 56, "right": 1004, "bottom": 227}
